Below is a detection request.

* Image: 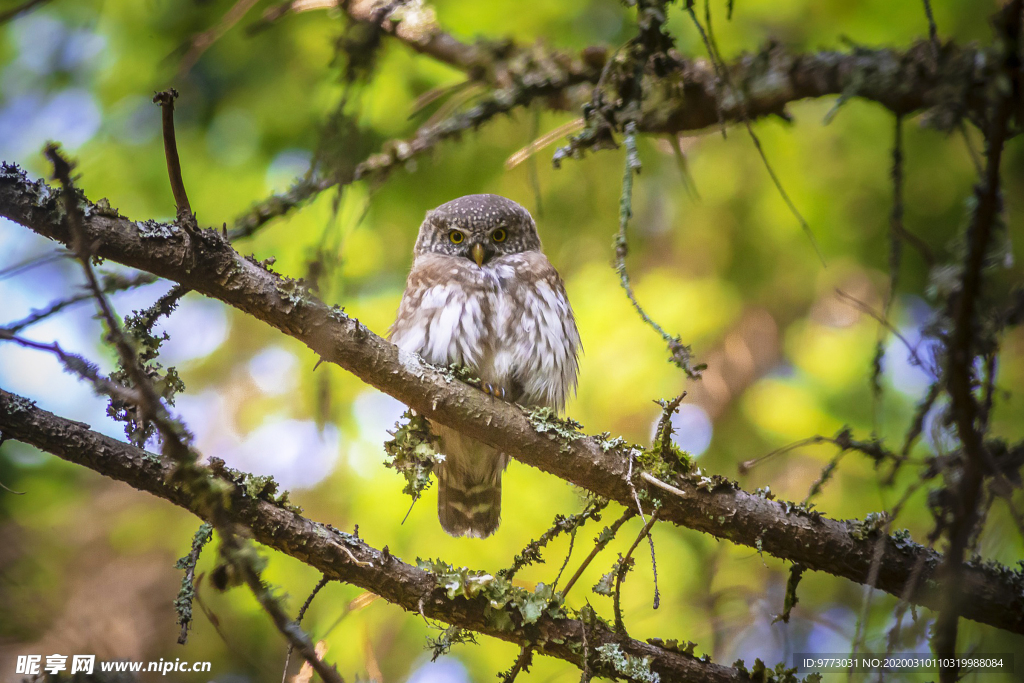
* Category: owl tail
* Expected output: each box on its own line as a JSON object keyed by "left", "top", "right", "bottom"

{"left": 434, "top": 425, "right": 507, "bottom": 538}
{"left": 437, "top": 469, "right": 502, "bottom": 538}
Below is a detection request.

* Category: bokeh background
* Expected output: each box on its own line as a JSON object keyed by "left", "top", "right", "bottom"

{"left": 1, "top": 0, "right": 1022, "bottom": 681}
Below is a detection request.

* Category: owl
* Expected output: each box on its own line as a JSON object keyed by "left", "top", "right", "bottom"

{"left": 389, "top": 195, "right": 581, "bottom": 538}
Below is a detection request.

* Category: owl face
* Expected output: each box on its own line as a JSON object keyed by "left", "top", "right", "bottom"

{"left": 413, "top": 194, "right": 542, "bottom": 266}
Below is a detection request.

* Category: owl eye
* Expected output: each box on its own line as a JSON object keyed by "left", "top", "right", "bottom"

{"left": 449, "top": 230, "right": 465, "bottom": 244}
{"left": 492, "top": 228, "right": 507, "bottom": 243}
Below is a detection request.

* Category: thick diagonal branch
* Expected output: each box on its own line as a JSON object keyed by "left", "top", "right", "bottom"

{"left": 1, "top": 165, "right": 1023, "bottom": 635}
{"left": 0, "top": 387, "right": 747, "bottom": 683}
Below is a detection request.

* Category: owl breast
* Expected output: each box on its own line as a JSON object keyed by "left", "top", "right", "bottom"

{"left": 390, "top": 251, "right": 580, "bottom": 410}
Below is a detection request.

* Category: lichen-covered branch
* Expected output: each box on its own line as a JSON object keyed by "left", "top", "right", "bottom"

{"left": 343, "top": 0, "right": 1000, "bottom": 131}
{"left": 0, "top": 387, "right": 751, "bottom": 683}
{"left": 2, "top": 164, "right": 1022, "bottom": 635}
{"left": 236, "top": 10, "right": 1001, "bottom": 234}
{"left": 932, "top": 2, "right": 1022, "bottom": 677}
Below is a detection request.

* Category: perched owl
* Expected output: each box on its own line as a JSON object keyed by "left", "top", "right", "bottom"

{"left": 389, "top": 195, "right": 581, "bottom": 538}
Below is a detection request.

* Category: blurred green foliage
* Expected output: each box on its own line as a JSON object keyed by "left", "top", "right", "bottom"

{"left": 0, "top": 1, "right": 1022, "bottom": 682}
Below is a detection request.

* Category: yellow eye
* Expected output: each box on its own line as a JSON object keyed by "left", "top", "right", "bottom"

{"left": 449, "top": 230, "right": 465, "bottom": 244}
{"left": 492, "top": 228, "right": 507, "bottom": 243}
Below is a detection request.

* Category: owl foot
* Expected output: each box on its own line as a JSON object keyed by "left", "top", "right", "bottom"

{"left": 482, "top": 383, "right": 507, "bottom": 400}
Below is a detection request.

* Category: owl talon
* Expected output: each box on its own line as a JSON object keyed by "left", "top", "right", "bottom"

{"left": 481, "top": 383, "right": 508, "bottom": 400}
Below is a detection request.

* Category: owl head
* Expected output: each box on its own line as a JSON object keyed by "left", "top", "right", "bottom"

{"left": 413, "top": 194, "right": 542, "bottom": 266}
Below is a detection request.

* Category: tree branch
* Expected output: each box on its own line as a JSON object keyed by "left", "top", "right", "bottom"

{"left": 0, "top": 387, "right": 747, "bottom": 683}
{"left": 2, "top": 163, "right": 1023, "bottom": 634}
{"left": 344, "top": 0, "right": 997, "bottom": 130}
{"left": 933, "top": 2, "right": 1022, "bottom": 675}
{"left": 234, "top": 25, "right": 998, "bottom": 234}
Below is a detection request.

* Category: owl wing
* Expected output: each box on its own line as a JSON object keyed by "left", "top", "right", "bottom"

{"left": 389, "top": 254, "right": 489, "bottom": 368}
{"left": 493, "top": 251, "right": 581, "bottom": 411}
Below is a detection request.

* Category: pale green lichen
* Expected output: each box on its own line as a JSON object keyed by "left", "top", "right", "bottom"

{"left": 210, "top": 459, "right": 301, "bottom": 512}
{"left": 384, "top": 410, "right": 442, "bottom": 501}
{"left": 440, "top": 363, "right": 481, "bottom": 388}
{"left": 527, "top": 407, "right": 584, "bottom": 448}
{"left": 847, "top": 511, "right": 889, "bottom": 540}
{"left": 274, "top": 277, "right": 309, "bottom": 309}
{"left": 138, "top": 219, "right": 178, "bottom": 239}
{"left": 417, "top": 558, "right": 567, "bottom": 631}
{"left": 427, "top": 625, "right": 477, "bottom": 661}
{"left": 173, "top": 522, "right": 213, "bottom": 639}
{"left": 646, "top": 638, "right": 702, "bottom": 659}
{"left": 597, "top": 433, "right": 629, "bottom": 452}
{"left": 779, "top": 498, "right": 821, "bottom": 520}
{"left": 733, "top": 657, "right": 817, "bottom": 683}
{"left": 6, "top": 395, "right": 36, "bottom": 414}
{"left": 327, "top": 304, "right": 348, "bottom": 322}
{"left": 595, "top": 643, "right": 660, "bottom": 683}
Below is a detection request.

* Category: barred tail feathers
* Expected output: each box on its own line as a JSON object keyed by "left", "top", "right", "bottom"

{"left": 433, "top": 424, "right": 507, "bottom": 538}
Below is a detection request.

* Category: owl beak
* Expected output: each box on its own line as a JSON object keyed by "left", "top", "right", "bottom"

{"left": 471, "top": 242, "right": 486, "bottom": 267}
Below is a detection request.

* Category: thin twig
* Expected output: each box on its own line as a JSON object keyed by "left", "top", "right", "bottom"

{"left": 176, "top": 522, "right": 214, "bottom": 644}
{"left": 560, "top": 507, "right": 635, "bottom": 599}
{"left": 835, "top": 288, "right": 938, "bottom": 376}
{"left": 684, "top": 2, "right": 825, "bottom": 266}
{"left": 239, "top": 561, "right": 346, "bottom": 683}
{"left": 2, "top": 272, "right": 158, "bottom": 335}
{"left": 0, "top": 0, "right": 52, "bottom": 24}
{"left": 639, "top": 471, "right": 686, "bottom": 499}
{"left": 282, "top": 575, "right": 331, "bottom": 683}
{"left": 613, "top": 510, "right": 659, "bottom": 634}
{"left": 0, "top": 251, "right": 68, "bottom": 281}
{"left": 685, "top": 1, "right": 726, "bottom": 137}
{"left": 193, "top": 574, "right": 268, "bottom": 671}
{"left": 614, "top": 124, "right": 702, "bottom": 377}
{"left": 502, "top": 498, "right": 608, "bottom": 581}
{"left": 921, "top": 0, "right": 940, "bottom": 62}
{"left": 178, "top": 0, "right": 261, "bottom": 74}
{"left": 553, "top": 526, "right": 580, "bottom": 590}
{"left": 499, "top": 645, "right": 534, "bottom": 683}
{"left": 152, "top": 90, "right": 197, "bottom": 233}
